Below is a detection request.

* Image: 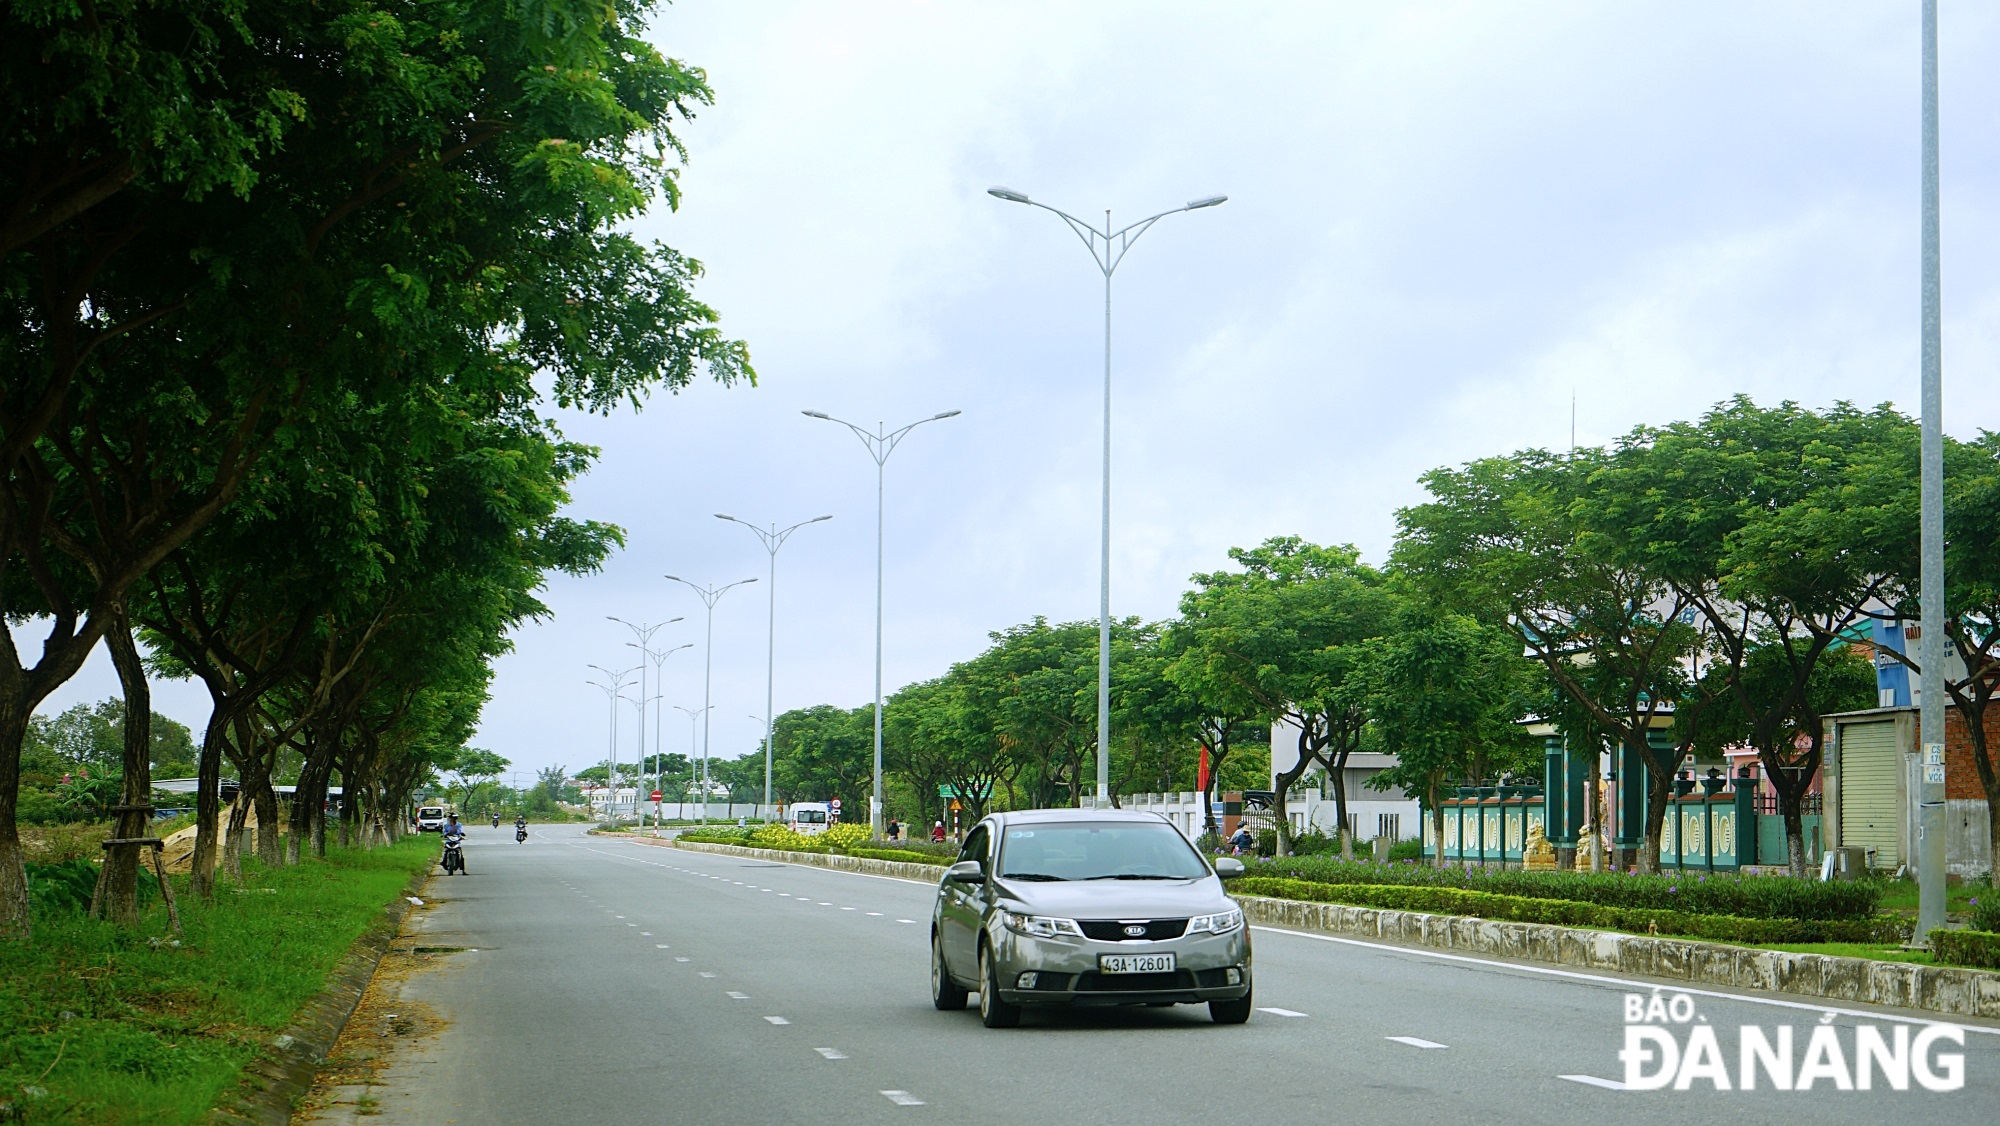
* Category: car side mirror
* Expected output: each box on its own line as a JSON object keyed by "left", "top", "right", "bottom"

{"left": 944, "top": 860, "right": 985, "bottom": 884}
{"left": 1213, "top": 857, "right": 1245, "bottom": 880}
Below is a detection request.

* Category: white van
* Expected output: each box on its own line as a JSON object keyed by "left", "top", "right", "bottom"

{"left": 788, "top": 802, "right": 832, "bottom": 836}
{"left": 416, "top": 806, "right": 447, "bottom": 832}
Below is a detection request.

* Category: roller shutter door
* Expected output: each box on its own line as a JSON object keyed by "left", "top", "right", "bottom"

{"left": 1839, "top": 721, "right": 1900, "bottom": 869}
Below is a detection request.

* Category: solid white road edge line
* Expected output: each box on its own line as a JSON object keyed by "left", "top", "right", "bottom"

{"left": 1387, "top": 1036, "right": 1448, "bottom": 1049}
{"left": 1249, "top": 924, "right": 2000, "bottom": 1035}
{"left": 880, "top": 1091, "right": 924, "bottom": 1106}
{"left": 1256, "top": 1007, "right": 1308, "bottom": 1017}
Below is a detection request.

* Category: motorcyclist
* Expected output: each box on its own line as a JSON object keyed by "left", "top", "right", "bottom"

{"left": 442, "top": 814, "right": 466, "bottom": 872}
{"left": 514, "top": 814, "right": 527, "bottom": 832}
{"left": 491, "top": 811, "right": 501, "bottom": 828}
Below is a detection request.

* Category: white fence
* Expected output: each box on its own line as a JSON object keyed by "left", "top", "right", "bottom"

{"left": 1120, "top": 792, "right": 1212, "bottom": 840}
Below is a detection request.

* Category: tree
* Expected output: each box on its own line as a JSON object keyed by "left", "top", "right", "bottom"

{"left": 1176, "top": 538, "right": 1393, "bottom": 855}
{"left": 1393, "top": 446, "right": 1699, "bottom": 873}
{"left": 1594, "top": 398, "right": 1916, "bottom": 876}
{"left": 443, "top": 748, "right": 509, "bottom": 813}
{"left": 1362, "top": 607, "right": 1532, "bottom": 866}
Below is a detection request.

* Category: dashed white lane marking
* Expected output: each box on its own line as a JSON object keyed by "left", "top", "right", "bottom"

{"left": 675, "top": 957, "right": 690, "bottom": 962}
{"left": 841, "top": 906, "right": 856, "bottom": 911}
{"left": 817, "top": 901, "right": 832, "bottom": 906}
{"left": 700, "top": 972, "right": 718, "bottom": 978}
{"left": 641, "top": 932, "right": 653, "bottom": 936}
{"left": 656, "top": 944, "right": 671, "bottom": 948}
{"left": 726, "top": 991, "right": 749, "bottom": 1000}
{"left": 763, "top": 1016, "right": 791, "bottom": 1025}
{"left": 626, "top": 923, "right": 637, "bottom": 926}
{"left": 1387, "top": 1036, "right": 1447, "bottom": 1049}
{"left": 896, "top": 919, "right": 916, "bottom": 924}
{"left": 866, "top": 912, "right": 883, "bottom": 916}
{"left": 880, "top": 1091, "right": 923, "bottom": 1106}
{"left": 615, "top": 915, "right": 625, "bottom": 919}
{"left": 1257, "top": 1007, "right": 1308, "bottom": 1018}
{"left": 1560, "top": 1075, "right": 1628, "bottom": 1091}
{"left": 815, "top": 1048, "right": 848, "bottom": 1060}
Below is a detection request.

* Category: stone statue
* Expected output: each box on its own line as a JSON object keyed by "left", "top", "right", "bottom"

{"left": 1524, "top": 823, "right": 1557, "bottom": 871}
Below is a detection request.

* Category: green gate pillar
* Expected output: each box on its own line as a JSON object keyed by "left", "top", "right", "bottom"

{"left": 1733, "top": 766, "right": 1758, "bottom": 865}
{"left": 1614, "top": 739, "right": 1646, "bottom": 857}
{"left": 1543, "top": 736, "right": 1566, "bottom": 845}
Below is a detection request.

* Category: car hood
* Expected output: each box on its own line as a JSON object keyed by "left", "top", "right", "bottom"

{"left": 992, "top": 876, "right": 1232, "bottom": 919}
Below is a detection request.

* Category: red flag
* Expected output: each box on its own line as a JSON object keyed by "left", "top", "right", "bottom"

{"left": 1197, "top": 745, "right": 1211, "bottom": 793}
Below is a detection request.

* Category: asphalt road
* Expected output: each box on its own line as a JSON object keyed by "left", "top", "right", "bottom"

{"left": 329, "top": 824, "right": 2000, "bottom": 1124}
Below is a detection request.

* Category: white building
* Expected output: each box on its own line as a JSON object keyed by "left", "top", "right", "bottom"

{"left": 1270, "top": 718, "right": 1422, "bottom": 841}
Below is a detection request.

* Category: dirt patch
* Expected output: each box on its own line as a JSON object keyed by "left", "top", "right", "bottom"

{"left": 291, "top": 935, "right": 461, "bottom": 1121}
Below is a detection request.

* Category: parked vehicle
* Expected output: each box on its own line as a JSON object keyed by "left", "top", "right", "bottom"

{"left": 416, "top": 806, "right": 447, "bottom": 833}
{"left": 788, "top": 802, "right": 832, "bottom": 836}
{"left": 931, "top": 809, "right": 1251, "bottom": 1028}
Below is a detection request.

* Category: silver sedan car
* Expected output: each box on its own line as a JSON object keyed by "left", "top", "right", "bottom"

{"left": 931, "top": 809, "right": 1252, "bottom": 1028}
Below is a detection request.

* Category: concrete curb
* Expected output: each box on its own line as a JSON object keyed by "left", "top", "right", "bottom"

{"left": 663, "top": 838, "right": 946, "bottom": 884}
{"left": 1236, "top": 895, "right": 2000, "bottom": 1022}
{"left": 646, "top": 836, "right": 2000, "bottom": 1021}
{"left": 206, "top": 863, "right": 433, "bottom": 1124}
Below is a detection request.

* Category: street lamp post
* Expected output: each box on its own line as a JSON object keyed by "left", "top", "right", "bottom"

{"left": 673, "top": 704, "right": 711, "bottom": 818}
{"left": 609, "top": 616, "right": 684, "bottom": 819}
{"left": 718, "top": 513, "right": 833, "bottom": 821}
{"left": 1916, "top": 0, "right": 1947, "bottom": 944}
{"left": 802, "top": 409, "right": 961, "bottom": 837}
{"left": 989, "top": 184, "right": 1226, "bottom": 808}
{"left": 585, "top": 665, "right": 638, "bottom": 821}
{"left": 665, "top": 575, "right": 757, "bottom": 825}
{"left": 633, "top": 640, "right": 693, "bottom": 801}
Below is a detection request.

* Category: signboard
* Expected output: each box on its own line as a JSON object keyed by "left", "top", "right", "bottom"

{"left": 937, "top": 782, "right": 993, "bottom": 799}
{"left": 650, "top": 790, "right": 663, "bottom": 801}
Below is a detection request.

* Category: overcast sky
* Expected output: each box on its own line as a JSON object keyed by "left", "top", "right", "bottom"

{"left": 32, "top": 1, "right": 2000, "bottom": 784}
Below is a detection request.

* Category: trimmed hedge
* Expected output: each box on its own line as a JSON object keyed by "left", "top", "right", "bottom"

{"left": 1929, "top": 928, "right": 2000, "bottom": 971}
{"left": 1240, "top": 856, "right": 1881, "bottom": 921}
{"left": 848, "top": 847, "right": 951, "bottom": 867}
{"left": 1234, "top": 877, "right": 1903, "bottom": 945}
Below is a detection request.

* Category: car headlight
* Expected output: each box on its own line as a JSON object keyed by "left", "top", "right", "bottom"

{"left": 1186, "top": 908, "right": 1244, "bottom": 936}
{"left": 1000, "top": 911, "right": 1084, "bottom": 939}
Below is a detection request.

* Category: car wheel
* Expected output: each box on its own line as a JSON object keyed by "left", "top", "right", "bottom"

{"left": 979, "top": 943, "right": 1021, "bottom": 1029}
{"left": 931, "top": 935, "right": 968, "bottom": 1011}
{"left": 1209, "top": 987, "right": 1253, "bottom": 1025}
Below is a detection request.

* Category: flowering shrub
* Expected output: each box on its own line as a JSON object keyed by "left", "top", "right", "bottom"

{"left": 821, "top": 823, "right": 871, "bottom": 852}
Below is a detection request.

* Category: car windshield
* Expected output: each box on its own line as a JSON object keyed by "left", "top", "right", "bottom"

{"left": 996, "top": 822, "right": 1211, "bottom": 882}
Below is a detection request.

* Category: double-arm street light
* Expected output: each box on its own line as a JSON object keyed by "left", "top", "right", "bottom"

{"left": 608, "top": 617, "right": 683, "bottom": 818}
{"left": 673, "top": 704, "right": 712, "bottom": 816}
{"left": 585, "top": 664, "right": 640, "bottom": 820}
{"left": 803, "top": 409, "right": 961, "bottom": 837}
{"left": 665, "top": 575, "right": 757, "bottom": 825}
{"left": 717, "top": 513, "right": 832, "bottom": 821}
{"left": 988, "top": 185, "right": 1226, "bottom": 807}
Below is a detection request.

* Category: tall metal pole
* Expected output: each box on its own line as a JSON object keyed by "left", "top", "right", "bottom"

{"left": 1916, "top": 0, "right": 1947, "bottom": 945}
{"left": 803, "top": 410, "right": 960, "bottom": 836}
{"left": 988, "top": 186, "right": 1225, "bottom": 808}
{"left": 719, "top": 515, "right": 831, "bottom": 822}
{"left": 665, "top": 576, "right": 756, "bottom": 825}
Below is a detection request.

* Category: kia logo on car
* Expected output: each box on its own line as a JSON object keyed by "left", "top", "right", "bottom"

{"left": 1123, "top": 924, "right": 1147, "bottom": 937}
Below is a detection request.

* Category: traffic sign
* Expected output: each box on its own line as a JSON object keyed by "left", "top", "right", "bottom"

{"left": 650, "top": 790, "right": 663, "bottom": 801}
{"left": 830, "top": 798, "right": 842, "bottom": 811}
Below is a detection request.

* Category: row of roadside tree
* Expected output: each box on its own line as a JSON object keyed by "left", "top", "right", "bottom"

{"left": 759, "top": 397, "right": 1999, "bottom": 883}
{"left": 0, "top": 2, "right": 745, "bottom": 938}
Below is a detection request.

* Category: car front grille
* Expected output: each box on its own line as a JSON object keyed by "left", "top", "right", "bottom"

{"left": 1074, "top": 970, "right": 1196, "bottom": 992}
{"left": 1079, "top": 919, "right": 1188, "bottom": 941}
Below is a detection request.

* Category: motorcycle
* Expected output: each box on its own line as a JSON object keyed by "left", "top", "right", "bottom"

{"left": 491, "top": 813, "right": 500, "bottom": 828}
{"left": 515, "top": 827, "right": 528, "bottom": 843}
{"left": 440, "top": 833, "right": 466, "bottom": 875}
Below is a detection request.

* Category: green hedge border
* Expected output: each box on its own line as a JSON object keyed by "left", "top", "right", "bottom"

{"left": 1929, "top": 928, "right": 2000, "bottom": 970}
{"left": 1234, "top": 877, "right": 1904, "bottom": 945}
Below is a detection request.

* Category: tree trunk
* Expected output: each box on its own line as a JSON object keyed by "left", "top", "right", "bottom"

{"left": 96, "top": 616, "right": 153, "bottom": 926}
{"left": 222, "top": 792, "right": 251, "bottom": 883}
{"left": 1640, "top": 766, "right": 1672, "bottom": 878}
{"left": 1428, "top": 777, "right": 1448, "bottom": 869}
{"left": 189, "top": 714, "right": 229, "bottom": 900}
{"left": 1583, "top": 761, "right": 1603, "bottom": 873}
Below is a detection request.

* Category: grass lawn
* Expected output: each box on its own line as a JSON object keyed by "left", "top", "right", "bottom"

{"left": 0, "top": 835, "right": 435, "bottom": 1125}
{"left": 1752, "top": 942, "right": 1934, "bottom": 965}
{"left": 1872, "top": 878, "right": 1992, "bottom": 917}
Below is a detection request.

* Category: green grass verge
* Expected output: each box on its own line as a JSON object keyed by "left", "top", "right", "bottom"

{"left": 1756, "top": 942, "right": 1935, "bottom": 965}
{"left": 1233, "top": 876, "right": 1903, "bottom": 945}
{"left": 0, "top": 835, "right": 435, "bottom": 1125}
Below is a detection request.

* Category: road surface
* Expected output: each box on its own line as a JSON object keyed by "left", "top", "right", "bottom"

{"left": 304, "top": 824, "right": 2000, "bottom": 1123}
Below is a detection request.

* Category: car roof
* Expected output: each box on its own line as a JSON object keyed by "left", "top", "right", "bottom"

{"left": 985, "top": 808, "right": 1172, "bottom": 827}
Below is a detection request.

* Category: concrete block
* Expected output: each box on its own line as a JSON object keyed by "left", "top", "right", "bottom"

{"left": 1773, "top": 953, "right": 1826, "bottom": 997}
{"left": 1862, "top": 961, "right": 1918, "bottom": 1011}
{"left": 1653, "top": 939, "right": 1690, "bottom": 980}
{"left": 1739, "top": 949, "right": 1779, "bottom": 993}
{"left": 1821, "top": 956, "right": 1865, "bottom": 1002}
{"left": 1915, "top": 967, "right": 1973, "bottom": 1018}
{"left": 1589, "top": 932, "right": 1624, "bottom": 969}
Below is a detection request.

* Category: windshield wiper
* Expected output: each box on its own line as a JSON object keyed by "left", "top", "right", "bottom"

{"left": 1082, "top": 873, "right": 1183, "bottom": 881}
{"left": 999, "top": 872, "right": 1068, "bottom": 882}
